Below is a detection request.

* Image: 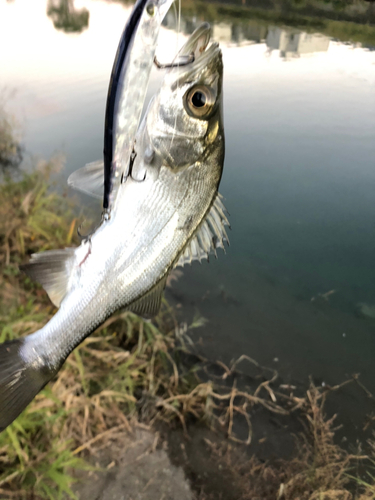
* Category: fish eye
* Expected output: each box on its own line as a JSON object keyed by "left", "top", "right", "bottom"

{"left": 191, "top": 91, "right": 206, "bottom": 108}
{"left": 184, "top": 85, "right": 215, "bottom": 119}
{"left": 146, "top": 2, "right": 155, "bottom": 16}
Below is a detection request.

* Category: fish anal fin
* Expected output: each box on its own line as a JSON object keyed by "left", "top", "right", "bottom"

{"left": 67, "top": 160, "right": 104, "bottom": 199}
{"left": 176, "top": 192, "right": 229, "bottom": 268}
{"left": 20, "top": 249, "right": 76, "bottom": 307}
{"left": 128, "top": 277, "right": 167, "bottom": 319}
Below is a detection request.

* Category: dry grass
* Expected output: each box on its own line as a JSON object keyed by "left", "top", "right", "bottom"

{"left": 195, "top": 383, "right": 372, "bottom": 500}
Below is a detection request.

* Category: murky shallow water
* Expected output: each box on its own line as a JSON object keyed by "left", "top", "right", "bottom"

{"left": 1, "top": 0, "right": 375, "bottom": 434}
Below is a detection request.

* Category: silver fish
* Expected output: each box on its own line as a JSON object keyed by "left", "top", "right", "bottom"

{"left": 0, "top": 24, "right": 228, "bottom": 432}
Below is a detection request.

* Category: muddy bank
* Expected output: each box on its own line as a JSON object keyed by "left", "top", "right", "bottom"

{"left": 73, "top": 399, "right": 373, "bottom": 500}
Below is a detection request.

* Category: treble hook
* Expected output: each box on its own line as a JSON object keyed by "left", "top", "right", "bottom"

{"left": 153, "top": 52, "right": 195, "bottom": 69}
{"left": 122, "top": 143, "right": 146, "bottom": 183}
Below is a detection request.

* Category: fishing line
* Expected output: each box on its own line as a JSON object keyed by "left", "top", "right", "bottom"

{"left": 177, "top": 0, "right": 181, "bottom": 51}
{"left": 167, "top": 0, "right": 182, "bottom": 158}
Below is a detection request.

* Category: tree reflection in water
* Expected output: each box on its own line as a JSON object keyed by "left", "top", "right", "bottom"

{"left": 0, "top": 96, "right": 23, "bottom": 172}
{"left": 47, "top": 0, "right": 89, "bottom": 34}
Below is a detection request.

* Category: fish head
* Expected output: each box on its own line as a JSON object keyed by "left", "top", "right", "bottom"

{"left": 145, "top": 23, "right": 224, "bottom": 171}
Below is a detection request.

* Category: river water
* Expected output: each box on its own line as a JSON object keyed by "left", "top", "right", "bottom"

{"left": 1, "top": 0, "right": 375, "bottom": 438}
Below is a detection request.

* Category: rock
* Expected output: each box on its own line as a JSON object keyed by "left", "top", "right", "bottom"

{"left": 73, "top": 428, "right": 193, "bottom": 500}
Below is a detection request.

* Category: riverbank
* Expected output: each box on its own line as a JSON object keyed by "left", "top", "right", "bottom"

{"left": 0, "top": 161, "right": 374, "bottom": 499}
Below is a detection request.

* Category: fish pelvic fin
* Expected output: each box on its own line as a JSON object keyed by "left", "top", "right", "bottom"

{"left": 67, "top": 160, "right": 104, "bottom": 199}
{"left": 128, "top": 276, "right": 167, "bottom": 319}
{"left": 20, "top": 248, "right": 76, "bottom": 307}
{"left": 176, "top": 192, "right": 230, "bottom": 268}
{"left": 0, "top": 339, "right": 55, "bottom": 432}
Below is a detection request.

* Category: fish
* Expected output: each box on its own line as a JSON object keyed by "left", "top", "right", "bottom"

{"left": 0, "top": 23, "right": 229, "bottom": 432}
{"left": 0, "top": 0, "right": 169, "bottom": 431}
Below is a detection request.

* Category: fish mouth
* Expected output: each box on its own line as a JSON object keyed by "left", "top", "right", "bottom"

{"left": 177, "top": 23, "right": 211, "bottom": 60}
{"left": 171, "top": 23, "right": 222, "bottom": 76}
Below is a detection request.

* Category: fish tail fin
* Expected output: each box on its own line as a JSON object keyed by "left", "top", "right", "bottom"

{"left": 0, "top": 338, "right": 54, "bottom": 432}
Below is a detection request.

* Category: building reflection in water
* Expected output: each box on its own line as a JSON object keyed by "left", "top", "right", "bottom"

{"left": 266, "top": 27, "right": 330, "bottom": 59}
{"left": 162, "top": 11, "right": 331, "bottom": 59}
{"left": 232, "top": 22, "right": 267, "bottom": 45}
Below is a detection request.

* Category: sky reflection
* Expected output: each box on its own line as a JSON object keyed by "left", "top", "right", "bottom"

{"left": 1, "top": 0, "right": 375, "bottom": 126}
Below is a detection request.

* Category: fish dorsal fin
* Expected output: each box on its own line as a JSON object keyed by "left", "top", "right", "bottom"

{"left": 67, "top": 160, "right": 104, "bottom": 199}
{"left": 128, "top": 276, "right": 167, "bottom": 319}
{"left": 20, "top": 249, "right": 76, "bottom": 307}
{"left": 176, "top": 193, "right": 230, "bottom": 268}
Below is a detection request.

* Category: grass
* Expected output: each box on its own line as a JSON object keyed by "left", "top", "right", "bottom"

{"left": 0, "top": 157, "right": 374, "bottom": 498}
{"left": 0, "top": 91, "right": 22, "bottom": 171}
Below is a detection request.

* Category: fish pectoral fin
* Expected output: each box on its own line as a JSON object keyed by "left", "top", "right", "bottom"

{"left": 0, "top": 338, "right": 56, "bottom": 432}
{"left": 128, "top": 277, "right": 167, "bottom": 319}
{"left": 176, "top": 192, "right": 230, "bottom": 268}
{"left": 67, "top": 160, "right": 104, "bottom": 199}
{"left": 20, "top": 248, "right": 76, "bottom": 307}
